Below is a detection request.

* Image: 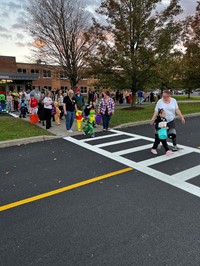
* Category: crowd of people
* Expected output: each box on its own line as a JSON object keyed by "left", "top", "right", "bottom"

{"left": 2, "top": 87, "right": 185, "bottom": 153}
{"left": 3, "top": 87, "right": 115, "bottom": 135}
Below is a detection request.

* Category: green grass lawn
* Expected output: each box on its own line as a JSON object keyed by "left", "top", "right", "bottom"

{"left": 0, "top": 116, "right": 53, "bottom": 141}
{"left": 173, "top": 95, "right": 200, "bottom": 101}
{"left": 111, "top": 102, "right": 200, "bottom": 127}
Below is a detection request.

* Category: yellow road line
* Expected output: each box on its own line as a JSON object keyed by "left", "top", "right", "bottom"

{"left": 0, "top": 168, "right": 133, "bottom": 212}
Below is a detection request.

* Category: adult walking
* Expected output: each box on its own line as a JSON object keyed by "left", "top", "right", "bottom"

{"left": 98, "top": 91, "right": 115, "bottom": 131}
{"left": 74, "top": 88, "right": 85, "bottom": 111}
{"left": 150, "top": 90, "right": 185, "bottom": 151}
{"left": 43, "top": 91, "right": 53, "bottom": 129}
{"left": 55, "top": 90, "right": 64, "bottom": 119}
{"left": 63, "top": 90, "right": 77, "bottom": 133}
{"left": 137, "top": 90, "right": 143, "bottom": 105}
{"left": 31, "top": 86, "right": 42, "bottom": 102}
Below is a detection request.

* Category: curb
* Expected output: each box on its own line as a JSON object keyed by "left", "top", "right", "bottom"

{"left": 114, "top": 112, "right": 200, "bottom": 129}
{"left": 0, "top": 136, "right": 60, "bottom": 149}
{"left": 1, "top": 112, "right": 199, "bottom": 148}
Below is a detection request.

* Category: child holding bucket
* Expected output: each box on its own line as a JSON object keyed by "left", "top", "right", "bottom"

{"left": 151, "top": 108, "right": 173, "bottom": 156}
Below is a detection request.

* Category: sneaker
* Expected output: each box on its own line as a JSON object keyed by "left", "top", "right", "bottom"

{"left": 172, "top": 145, "right": 179, "bottom": 151}
{"left": 107, "top": 128, "right": 111, "bottom": 131}
{"left": 103, "top": 128, "right": 106, "bottom": 131}
{"left": 151, "top": 149, "right": 158, "bottom": 155}
{"left": 166, "top": 150, "right": 173, "bottom": 155}
{"left": 91, "top": 134, "right": 95, "bottom": 138}
{"left": 67, "top": 129, "right": 73, "bottom": 133}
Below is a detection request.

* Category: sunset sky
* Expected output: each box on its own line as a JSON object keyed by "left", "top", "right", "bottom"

{"left": 0, "top": 0, "right": 197, "bottom": 63}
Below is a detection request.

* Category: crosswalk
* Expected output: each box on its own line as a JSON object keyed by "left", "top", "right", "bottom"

{"left": 64, "top": 129, "right": 200, "bottom": 198}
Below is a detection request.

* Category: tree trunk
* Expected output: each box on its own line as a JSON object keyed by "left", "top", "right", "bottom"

{"left": 188, "top": 88, "right": 191, "bottom": 99}
{"left": 131, "top": 79, "right": 138, "bottom": 107}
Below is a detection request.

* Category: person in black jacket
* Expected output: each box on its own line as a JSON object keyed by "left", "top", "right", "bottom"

{"left": 151, "top": 108, "right": 173, "bottom": 155}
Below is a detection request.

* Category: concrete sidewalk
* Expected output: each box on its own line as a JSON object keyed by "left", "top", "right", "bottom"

{"left": 9, "top": 112, "right": 104, "bottom": 137}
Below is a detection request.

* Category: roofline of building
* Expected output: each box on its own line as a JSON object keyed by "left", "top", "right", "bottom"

{"left": 0, "top": 55, "right": 16, "bottom": 59}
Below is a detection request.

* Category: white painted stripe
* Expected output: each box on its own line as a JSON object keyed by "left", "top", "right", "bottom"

{"left": 9, "top": 112, "right": 19, "bottom": 118}
{"left": 140, "top": 149, "right": 192, "bottom": 167}
{"left": 65, "top": 136, "right": 200, "bottom": 198}
{"left": 81, "top": 133, "right": 122, "bottom": 142}
{"left": 171, "top": 165, "right": 200, "bottom": 182}
{"left": 114, "top": 144, "right": 153, "bottom": 156}
{"left": 95, "top": 137, "right": 140, "bottom": 148}
{"left": 111, "top": 129, "right": 200, "bottom": 154}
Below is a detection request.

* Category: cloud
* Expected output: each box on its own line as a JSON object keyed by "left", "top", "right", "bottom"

{"left": 1, "top": 34, "right": 12, "bottom": 39}
{"left": 0, "top": 1, "right": 21, "bottom": 10}
{"left": 16, "top": 33, "right": 25, "bottom": 39}
{"left": 180, "top": 0, "right": 196, "bottom": 16}
{"left": 0, "top": 11, "right": 10, "bottom": 18}
{"left": 15, "top": 42, "right": 26, "bottom": 47}
{"left": 12, "top": 23, "right": 23, "bottom": 29}
{"left": 12, "top": 16, "right": 28, "bottom": 29}
{"left": 0, "top": 26, "right": 8, "bottom": 32}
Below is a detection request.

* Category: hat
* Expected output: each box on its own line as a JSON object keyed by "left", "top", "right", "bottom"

{"left": 76, "top": 88, "right": 80, "bottom": 93}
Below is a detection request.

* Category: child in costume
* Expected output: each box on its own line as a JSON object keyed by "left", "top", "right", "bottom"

{"left": 84, "top": 100, "right": 95, "bottom": 117}
{"left": 19, "top": 95, "right": 27, "bottom": 118}
{"left": 54, "top": 101, "right": 61, "bottom": 125}
{"left": 76, "top": 110, "right": 84, "bottom": 131}
{"left": 6, "top": 92, "right": 13, "bottom": 112}
{"left": 83, "top": 109, "right": 96, "bottom": 138}
{"left": 0, "top": 94, "right": 6, "bottom": 112}
{"left": 151, "top": 108, "right": 173, "bottom": 156}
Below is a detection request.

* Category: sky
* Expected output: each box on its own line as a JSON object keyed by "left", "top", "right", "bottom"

{"left": 0, "top": 0, "right": 197, "bottom": 63}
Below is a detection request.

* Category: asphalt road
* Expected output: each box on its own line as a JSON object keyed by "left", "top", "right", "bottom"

{"left": 0, "top": 116, "right": 200, "bottom": 266}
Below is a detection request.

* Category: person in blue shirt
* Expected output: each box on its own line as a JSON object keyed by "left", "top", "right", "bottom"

{"left": 137, "top": 90, "right": 143, "bottom": 105}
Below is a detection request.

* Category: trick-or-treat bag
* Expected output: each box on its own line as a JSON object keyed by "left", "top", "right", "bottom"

{"left": 157, "top": 128, "right": 168, "bottom": 140}
{"left": 96, "top": 114, "right": 101, "bottom": 125}
{"left": 30, "top": 114, "right": 39, "bottom": 124}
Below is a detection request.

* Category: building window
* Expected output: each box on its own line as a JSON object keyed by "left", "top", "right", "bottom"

{"left": 81, "top": 87, "right": 87, "bottom": 93}
{"left": 32, "top": 86, "right": 41, "bottom": 90}
{"left": 60, "top": 72, "right": 68, "bottom": 79}
{"left": 61, "top": 86, "right": 68, "bottom": 92}
{"left": 43, "top": 70, "right": 51, "bottom": 78}
{"left": 44, "top": 86, "right": 52, "bottom": 91}
{"left": 18, "top": 68, "right": 27, "bottom": 73}
{"left": 31, "top": 69, "right": 40, "bottom": 74}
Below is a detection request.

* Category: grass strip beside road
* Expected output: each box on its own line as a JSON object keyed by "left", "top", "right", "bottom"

{"left": 0, "top": 167, "right": 133, "bottom": 212}
{"left": 173, "top": 96, "right": 200, "bottom": 101}
{"left": 111, "top": 102, "right": 200, "bottom": 127}
{"left": 0, "top": 117, "right": 53, "bottom": 141}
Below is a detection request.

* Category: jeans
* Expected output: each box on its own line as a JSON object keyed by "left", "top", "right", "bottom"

{"left": 138, "top": 97, "right": 143, "bottom": 104}
{"left": 102, "top": 114, "right": 112, "bottom": 129}
{"left": 65, "top": 111, "right": 75, "bottom": 130}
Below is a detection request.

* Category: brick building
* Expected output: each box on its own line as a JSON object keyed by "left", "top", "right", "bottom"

{"left": 0, "top": 56, "right": 97, "bottom": 95}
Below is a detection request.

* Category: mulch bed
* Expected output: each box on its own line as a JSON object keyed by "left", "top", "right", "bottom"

{"left": 121, "top": 106, "right": 145, "bottom": 111}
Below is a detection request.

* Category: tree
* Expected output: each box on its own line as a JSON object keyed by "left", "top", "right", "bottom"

{"left": 181, "top": 1, "right": 200, "bottom": 97}
{"left": 27, "top": 0, "right": 96, "bottom": 89}
{"left": 90, "top": 0, "right": 182, "bottom": 105}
